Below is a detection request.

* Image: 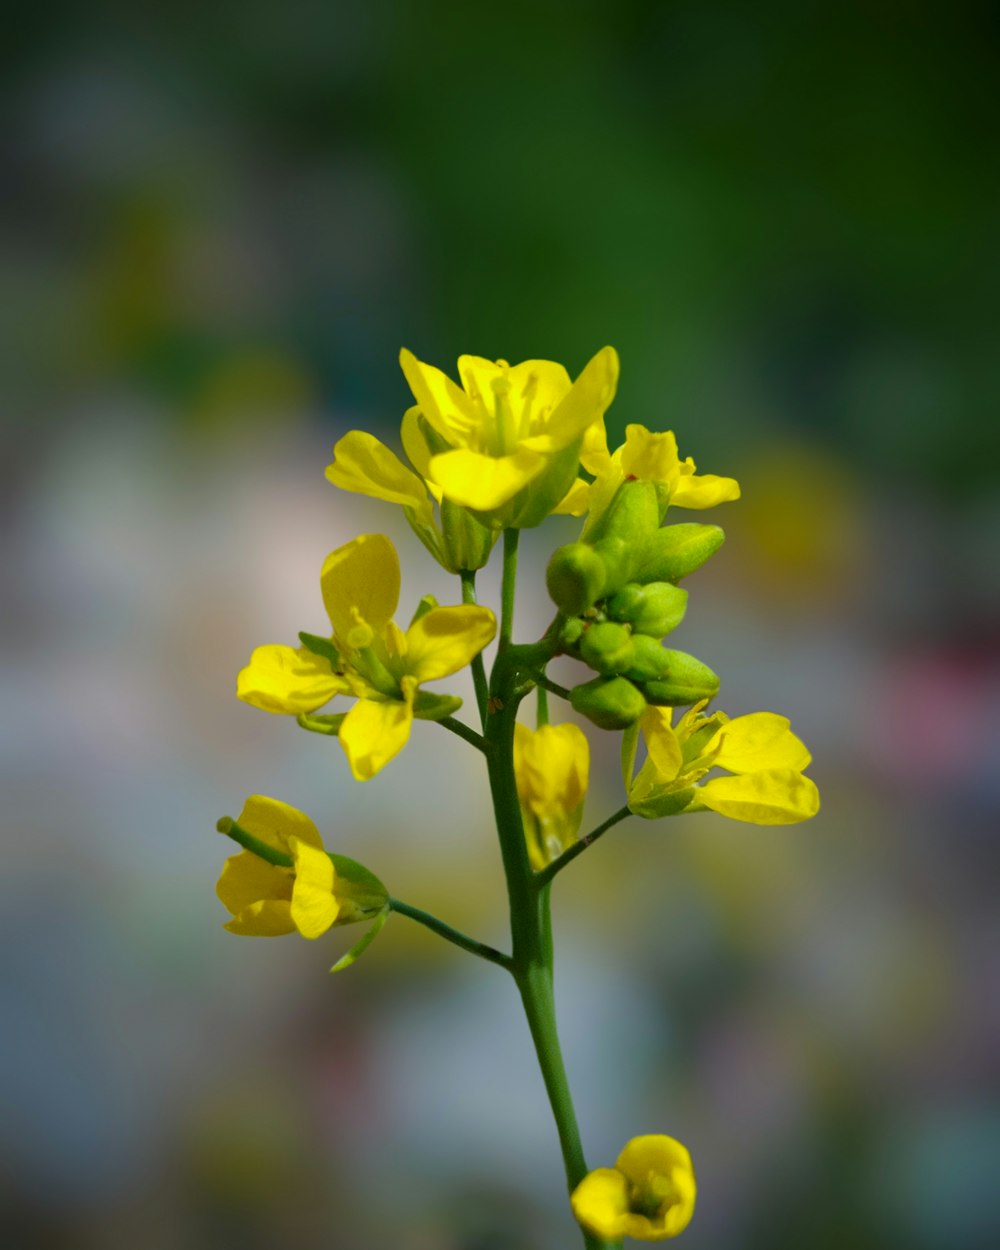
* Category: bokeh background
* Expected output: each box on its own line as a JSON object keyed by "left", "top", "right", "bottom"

{"left": 3, "top": 3, "right": 998, "bottom": 1247}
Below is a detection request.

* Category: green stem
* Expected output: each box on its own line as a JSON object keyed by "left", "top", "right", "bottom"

{"left": 389, "top": 898, "right": 512, "bottom": 971}
{"left": 218, "top": 818, "right": 293, "bottom": 867}
{"left": 484, "top": 672, "right": 611, "bottom": 1250}
{"left": 534, "top": 807, "right": 632, "bottom": 889}
{"left": 437, "top": 715, "right": 488, "bottom": 753}
{"left": 536, "top": 684, "right": 549, "bottom": 727}
{"left": 531, "top": 670, "right": 572, "bottom": 702}
{"left": 500, "top": 528, "right": 520, "bottom": 648}
{"left": 460, "top": 570, "right": 491, "bottom": 727}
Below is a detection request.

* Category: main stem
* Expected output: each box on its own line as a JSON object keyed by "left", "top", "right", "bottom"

{"left": 486, "top": 532, "right": 613, "bottom": 1250}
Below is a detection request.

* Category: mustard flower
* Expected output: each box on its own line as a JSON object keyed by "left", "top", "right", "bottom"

{"left": 572, "top": 1135, "right": 696, "bottom": 1242}
{"left": 217, "top": 796, "right": 386, "bottom": 938}
{"left": 513, "top": 722, "right": 590, "bottom": 871}
{"left": 237, "top": 534, "right": 496, "bottom": 780}
{"left": 628, "top": 701, "right": 820, "bottom": 822}
{"left": 579, "top": 421, "right": 741, "bottom": 535}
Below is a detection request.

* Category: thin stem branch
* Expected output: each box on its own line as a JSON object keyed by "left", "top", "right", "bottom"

{"left": 534, "top": 807, "right": 632, "bottom": 889}
{"left": 437, "top": 715, "right": 488, "bottom": 753}
{"left": 536, "top": 684, "right": 549, "bottom": 727}
{"left": 460, "top": 570, "right": 491, "bottom": 727}
{"left": 531, "top": 670, "right": 572, "bottom": 701}
{"left": 389, "top": 898, "right": 512, "bottom": 971}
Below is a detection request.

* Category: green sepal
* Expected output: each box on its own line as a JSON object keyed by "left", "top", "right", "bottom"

{"left": 409, "top": 594, "right": 439, "bottom": 627}
{"left": 628, "top": 784, "right": 697, "bottom": 820}
{"left": 296, "top": 712, "right": 348, "bottom": 736}
{"left": 587, "top": 479, "right": 660, "bottom": 544}
{"left": 633, "top": 524, "right": 725, "bottom": 583}
{"left": 412, "top": 690, "right": 464, "bottom": 721}
{"left": 441, "top": 497, "right": 497, "bottom": 572}
{"left": 505, "top": 439, "right": 583, "bottom": 529}
{"left": 328, "top": 852, "right": 389, "bottom": 913}
{"left": 329, "top": 906, "right": 390, "bottom": 974}
{"left": 298, "top": 631, "right": 341, "bottom": 665}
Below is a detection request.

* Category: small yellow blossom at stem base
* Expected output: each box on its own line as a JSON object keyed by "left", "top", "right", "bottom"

{"left": 571, "top": 1135, "right": 696, "bottom": 1242}
{"left": 513, "top": 722, "right": 590, "bottom": 871}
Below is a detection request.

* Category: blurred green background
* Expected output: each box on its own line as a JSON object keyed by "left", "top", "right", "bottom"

{"left": 3, "top": 3, "right": 998, "bottom": 1247}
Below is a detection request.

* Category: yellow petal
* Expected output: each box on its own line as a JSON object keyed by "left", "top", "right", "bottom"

{"left": 514, "top": 723, "right": 589, "bottom": 816}
{"left": 399, "top": 348, "right": 480, "bottom": 445}
{"left": 570, "top": 1168, "right": 631, "bottom": 1241}
{"left": 616, "top": 1135, "right": 694, "bottom": 1187}
{"left": 705, "top": 712, "right": 812, "bottom": 773}
{"left": 321, "top": 534, "right": 400, "bottom": 644}
{"left": 216, "top": 851, "right": 293, "bottom": 917}
{"left": 325, "top": 430, "right": 433, "bottom": 523}
{"left": 669, "top": 472, "right": 741, "bottom": 509}
{"left": 237, "top": 644, "right": 347, "bottom": 715}
{"left": 428, "top": 447, "right": 546, "bottom": 510}
{"left": 526, "top": 346, "right": 619, "bottom": 451}
{"left": 641, "top": 706, "right": 684, "bottom": 782}
{"left": 400, "top": 404, "right": 442, "bottom": 500}
{"left": 552, "top": 477, "right": 592, "bottom": 516}
{"left": 403, "top": 605, "right": 496, "bottom": 683}
{"left": 235, "top": 795, "right": 324, "bottom": 855}
{"left": 507, "top": 358, "right": 573, "bottom": 437}
{"left": 290, "top": 839, "right": 341, "bottom": 938}
{"left": 456, "top": 354, "right": 506, "bottom": 410}
{"left": 224, "top": 899, "right": 297, "bottom": 936}
{"left": 339, "top": 696, "right": 413, "bottom": 780}
{"left": 621, "top": 426, "right": 682, "bottom": 484}
{"left": 579, "top": 417, "right": 612, "bottom": 477}
{"left": 698, "top": 769, "right": 820, "bottom": 824}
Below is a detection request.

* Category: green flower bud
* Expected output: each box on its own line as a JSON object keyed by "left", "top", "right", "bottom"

{"left": 440, "top": 497, "right": 497, "bottom": 573}
{"left": 634, "top": 524, "right": 726, "bottom": 583}
{"left": 547, "top": 543, "right": 607, "bottom": 616}
{"left": 590, "top": 536, "right": 636, "bottom": 597}
{"left": 579, "top": 621, "right": 635, "bottom": 675}
{"left": 589, "top": 479, "right": 660, "bottom": 543}
{"left": 570, "top": 675, "right": 647, "bottom": 729}
{"left": 606, "top": 581, "right": 689, "bottom": 637}
{"left": 559, "top": 616, "right": 585, "bottom": 649}
{"left": 624, "top": 634, "right": 674, "bottom": 682}
{"left": 639, "top": 650, "right": 720, "bottom": 706}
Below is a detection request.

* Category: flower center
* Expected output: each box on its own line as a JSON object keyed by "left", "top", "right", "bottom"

{"left": 629, "top": 1172, "right": 678, "bottom": 1221}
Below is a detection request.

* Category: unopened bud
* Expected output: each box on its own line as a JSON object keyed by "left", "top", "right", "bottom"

{"left": 559, "top": 616, "right": 585, "bottom": 649}
{"left": 634, "top": 524, "right": 725, "bottom": 583}
{"left": 547, "top": 543, "right": 607, "bottom": 616}
{"left": 570, "top": 675, "right": 647, "bottom": 730}
{"left": 579, "top": 621, "right": 635, "bottom": 675}
{"left": 624, "top": 635, "right": 674, "bottom": 682}
{"left": 590, "top": 536, "right": 635, "bottom": 597}
{"left": 606, "top": 581, "right": 688, "bottom": 638}
{"left": 639, "top": 650, "right": 720, "bottom": 706}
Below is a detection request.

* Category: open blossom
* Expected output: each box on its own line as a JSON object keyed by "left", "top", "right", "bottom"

{"left": 572, "top": 1135, "right": 696, "bottom": 1242}
{"left": 514, "top": 722, "right": 590, "bottom": 870}
{"left": 628, "top": 701, "right": 820, "bottom": 823}
{"left": 217, "top": 796, "right": 386, "bottom": 938}
{"left": 326, "top": 348, "right": 620, "bottom": 531}
{"left": 237, "top": 534, "right": 495, "bottom": 780}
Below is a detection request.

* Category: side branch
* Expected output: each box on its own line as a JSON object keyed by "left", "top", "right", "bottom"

{"left": 389, "top": 898, "right": 513, "bottom": 971}
{"left": 533, "top": 807, "right": 632, "bottom": 889}
{"left": 437, "top": 716, "right": 489, "bottom": 753}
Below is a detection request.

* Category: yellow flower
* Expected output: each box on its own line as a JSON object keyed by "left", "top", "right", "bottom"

{"left": 571, "top": 1135, "right": 696, "bottom": 1242}
{"left": 237, "top": 534, "right": 496, "bottom": 780}
{"left": 398, "top": 346, "right": 620, "bottom": 524}
{"left": 513, "top": 722, "right": 590, "bottom": 871}
{"left": 628, "top": 702, "right": 820, "bottom": 823}
{"left": 216, "top": 796, "right": 385, "bottom": 938}
{"left": 579, "top": 421, "right": 741, "bottom": 531}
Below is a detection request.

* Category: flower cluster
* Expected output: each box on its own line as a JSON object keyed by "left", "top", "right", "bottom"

{"left": 213, "top": 345, "right": 822, "bottom": 1247}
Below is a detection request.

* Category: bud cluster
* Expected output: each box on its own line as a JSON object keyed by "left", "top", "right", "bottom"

{"left": 547, "top": 479, "right": 725, "bottom": 729}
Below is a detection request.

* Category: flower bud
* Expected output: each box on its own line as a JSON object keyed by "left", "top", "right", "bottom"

{"left": 570, "top": 675, "right": 647, "bottom": 729}
{"left": 590, "top": 479, "right": 660, "bottom": 543}
{"left": 547, "top": 543, "right": 607, "bottom": 616}
{"left": 624, "top": 635, "right": 674, "bottom": 682}
{"left": 634, "top": 523, "right": 725, "bottom": 583}
{"left": 606, "top": 582, "right": 688, "bottom": 638}
{"left": 590, "top": 536, "right": 636, "bottom": 597}
{"left": 639, "top": 650, "right": 720, "bottom": 706}
{"left": 559, "top": 616, "right": 585, "bottom": 649}
{"left": 579, "top": 621, "right": 635, "bottom": 675}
